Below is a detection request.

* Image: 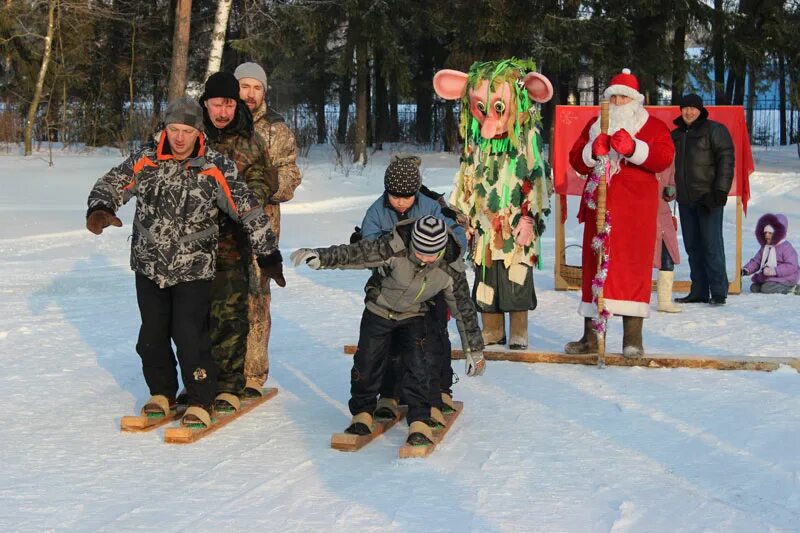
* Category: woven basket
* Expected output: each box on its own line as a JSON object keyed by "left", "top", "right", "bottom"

{"left": 560, "top": 244, "right": 583, "bottom": 286}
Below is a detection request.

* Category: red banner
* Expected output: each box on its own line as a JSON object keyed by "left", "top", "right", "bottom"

{"left": 552, "top": 105, "right": 754, "bottom": 221}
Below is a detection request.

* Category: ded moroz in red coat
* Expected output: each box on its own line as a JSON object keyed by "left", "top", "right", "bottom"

{"left": 569, "top": 113, "right": 675, "bottom": 318}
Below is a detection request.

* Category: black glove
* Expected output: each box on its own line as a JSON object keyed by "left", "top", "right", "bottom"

{"left": 662, "top": 185, "right": 676, "bottom": 202}
{"left": 714, "top": 190, "right": 728, "bottom": 207}
{"left": 699, "top": 193, "right": 716, "bottom": 213}
{"left": 257, "top": 250, "right": 286, "bottom": 287}
{"left": 741, "top": 267, "right": 749, "bottom": 277}
{"left": 349, "top": 226, "right": 362, "bottom": 244}
{"left": 86, "top": 208, "right": 122, "bottom": 235}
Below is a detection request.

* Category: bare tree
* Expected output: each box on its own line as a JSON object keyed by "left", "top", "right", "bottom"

{"left": 353, "top": 36, "right": 367, "bottom": 165}
{"left": 205, "top": 0, "right": 232, "bottom": 80}
{"left": 167, "top": 0, "right": 192, "bottom": 102}
{"left": 24, "top": 0, "right": 56, "bottom": 156}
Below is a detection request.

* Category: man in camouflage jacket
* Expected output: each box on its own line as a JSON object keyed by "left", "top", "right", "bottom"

{"left": 85, "top": 97, "right": 281, "bottom": 417}
{"left": 235, "top": 62, "right": 302, "bottom": 394}
{"left": 291, "top": 216, "right": 485, "bottom": 446}
{"left": 200, "top": 72, "right": 285, "bottom": 407}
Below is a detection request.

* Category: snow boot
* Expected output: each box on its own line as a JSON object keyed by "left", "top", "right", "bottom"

{"left": 426, "top": 407, "right": 447, "bottom": 429}
{"left": 508, "top": 311, "right": 528, "bottom": 350}
{"left": 406, "top": 420, "right": 434, "bottom": 447}
{"left": 141, "top": 394, "right": 175, "bottom": 418}
{"left": 214, "top": 392, "right": 241, "bottom": 413}
{"left": 344, "top": 412, "right": 374, "bottom": 436}
{"left": 182, "top": 405, "right": 212, "bottom": 428}
{"left": 622, "top": 316, "right": 645, "bottom": 358}
{"left": 481, "top": 312, "right": 506, "bottom": 346}
{"left": 657, "top": 271, "right": 682, "bottom": 313}
{"left": 564, "top": 317, "right": 598, "bottom": 354}
{"left": 242, "top": 377, "right": 264, "bottom": 399}
{"left": 373, "top": 397, "right": 399, "bottom": 420}
{"left": 441, "top": 392, "right": 456, "bottom": 414}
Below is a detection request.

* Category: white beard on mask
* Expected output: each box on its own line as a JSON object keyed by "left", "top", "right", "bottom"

{"left": 587, "top": 99, "right": 650, "bottom": 176}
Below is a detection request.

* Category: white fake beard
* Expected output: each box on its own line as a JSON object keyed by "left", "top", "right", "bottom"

{"left": 587, "top": 100, "right": 649, "bottom": 175}
{"left": 589, "top": 99, "right": 649, "bottom": 141}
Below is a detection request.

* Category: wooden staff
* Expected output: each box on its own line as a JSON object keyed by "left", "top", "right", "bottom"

{"left": 596, "top": 99, "right": 609, "bottom": 368}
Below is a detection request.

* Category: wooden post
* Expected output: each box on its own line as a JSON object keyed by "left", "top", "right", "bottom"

{"left": 554, "top": 194, "right": 568, "bottom": 290}
{"left": 596, "top": 100, "right": 609, "bottom": 367}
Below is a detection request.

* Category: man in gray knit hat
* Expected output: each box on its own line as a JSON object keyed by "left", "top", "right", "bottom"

{"left": 234, "top": 61, "right": 302, "bottom": 395}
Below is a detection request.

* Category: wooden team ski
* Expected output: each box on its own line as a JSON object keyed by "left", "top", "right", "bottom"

{"left": 399, "top": 401, "right": 464, "bottom": 459}
{"left": 164, "top": 388, "right": 279, "bottom": 444}
{"left": 121, "top": 404, "right": 186, "bottom": 433}
{"left": 330, "top": 408, "right": 407, "bottom": 452}
{"left": 342, "top": 345, "right": 800, "bottom": 372}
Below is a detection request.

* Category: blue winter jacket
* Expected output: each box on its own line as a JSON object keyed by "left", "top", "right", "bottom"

{"left": 361, "top": 192, "right": 468, "bottom": 252}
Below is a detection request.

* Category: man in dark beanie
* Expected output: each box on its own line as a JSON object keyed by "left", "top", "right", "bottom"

{"left": 84, "top": 96, "right": 279, "bottom": 428}
{"left": 672, "top": 93, "right": 735, "bottom": 305}
{"left": 357, "top": 155, "right": 468, "bottom": 430}
{"left": 200, "top": 71, "right": 285, "bottom": 411}
{"left": 290, "top": 215, "right": 485, "bottom": 448}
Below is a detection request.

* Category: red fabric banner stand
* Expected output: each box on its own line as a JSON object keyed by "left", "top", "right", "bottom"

{"left": 551, "top": 105, "right": 754, "bottom": 294}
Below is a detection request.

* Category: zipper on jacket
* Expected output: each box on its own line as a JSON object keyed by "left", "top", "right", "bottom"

{"left": 414, "top": 277, "right": 427, "bottom": 302}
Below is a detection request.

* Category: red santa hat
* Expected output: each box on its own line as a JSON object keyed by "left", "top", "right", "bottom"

{"left": 603, "top": 68, "right": 644, "bottom": 102}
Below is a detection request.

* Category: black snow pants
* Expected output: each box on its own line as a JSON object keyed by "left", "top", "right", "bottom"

{"left": 134, "top": 274, "right": 217, "bottom": 407}
{"left": 350, "top": 309, "right": 429, "bottom": 424}
{"left": 378, "top": 292, "right": 454, "bottom": 408}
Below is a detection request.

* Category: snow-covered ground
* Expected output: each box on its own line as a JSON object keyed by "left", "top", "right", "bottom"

{"left": 1, "top": 143, "right": 799, "bottom": 532}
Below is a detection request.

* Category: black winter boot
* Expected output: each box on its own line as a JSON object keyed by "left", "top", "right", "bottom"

{"left": 564, "top": 317, "right": 598, "bottom": 354}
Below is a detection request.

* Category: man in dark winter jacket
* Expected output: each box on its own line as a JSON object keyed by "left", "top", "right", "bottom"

{"left": 85, "top": 97, "right": 280, "bottom": 428}
{"left": 201, "top": 72, "right": 285, "bottom": 411}
{"left": 355, "top": 155, "right": 467, "bottom": 427}
{"left": 672, "top": 93, "right": 735, "bottom": 305}
{"left": 291, "top": 216, "right": 486, "bottom": 447}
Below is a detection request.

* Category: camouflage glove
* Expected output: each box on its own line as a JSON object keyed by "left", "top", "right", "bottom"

{"left": 465, "top": 350, "right": 486, "bottom": 376}
{"left": 290, "top": 248, "right": 320, "bottom": 270}
{"left": 257, "top": 250, "right": 286, "bottom": 287}
{"left": 86, "top": 208, "right": 122, "bottom": 235}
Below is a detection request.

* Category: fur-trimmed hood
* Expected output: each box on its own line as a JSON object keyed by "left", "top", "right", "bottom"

{"left": 755, "top": 213, "right": 788, "bottom": 245}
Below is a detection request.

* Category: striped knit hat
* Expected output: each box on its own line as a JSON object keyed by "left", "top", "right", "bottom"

{"left": 384, "top": 155, "right": 422, "bottom": 197}
{"left": 412, "top": 216, "right": 448, "bottom": 255}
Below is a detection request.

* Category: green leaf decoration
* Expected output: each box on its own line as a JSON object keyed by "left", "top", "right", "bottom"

{"left": 502, "top": 238, "right": 514, "bottom": 253}
{"left": 475, "top": 181, "right": 487, "bottom": 198}
{"left": 487, "top": 188, "right": 501, "bottom": 212}
{"left": 510, "top": 183, "right": 522, "bottom": 206}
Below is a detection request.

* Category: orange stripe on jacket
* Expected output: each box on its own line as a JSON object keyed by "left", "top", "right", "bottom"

{"left": 200, "top": 167, "right": 238, "bottom": 217}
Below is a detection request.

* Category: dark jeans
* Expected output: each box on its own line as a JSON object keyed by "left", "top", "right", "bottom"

{"left": 679, "top": 202, "right": 728, "bottom": 299}
{"left": 351, "top": 310, "right": 429, "bottom": 424}
{"left": 134, "top": 274, "right": 217, "bottom": 407}
{"left": 379, "top": 293, "right": 453, "bottom": 408}
{"left": 660, "top": 243, "right": 674, "bottom": 272}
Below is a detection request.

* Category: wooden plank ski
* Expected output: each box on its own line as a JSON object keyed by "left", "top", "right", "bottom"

{"left": 121, "top": 405, "right": 186, "bottom": 433}
{"left": 399, "top": 401, "right": 464, "bottom": 459}
{"left": 164, "top": 388, "right": 278, "bottom": 444}
{"left": 342, "top": 345, "right": 800, "bottom": 373}
{"left": 330, "top": 408, "right": 407, "bottom": 452}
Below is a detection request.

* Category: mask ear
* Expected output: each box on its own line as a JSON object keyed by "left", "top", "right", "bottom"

{"left": 523, "top": 72, "right": 554, "bottom": 103}
{"left": 433, "top": 70, "right": 469, "bottom": 100}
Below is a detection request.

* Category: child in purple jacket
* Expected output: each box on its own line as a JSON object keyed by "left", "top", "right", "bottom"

{"left": 741, "top": 213, "right": 799, "bottom": 294}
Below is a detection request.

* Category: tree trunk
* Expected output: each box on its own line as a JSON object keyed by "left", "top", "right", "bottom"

{"left": 443, "top": 101, "right": 458, "bottom": 153}
{"left": 167, "top": 0, "right": 192, "bottom": 102}
{"left": 712, "top": 0, "right": 726, "bottom": 104}
{"left": 353, "top": 37, "right": 368, "bottom": 164}
{"left": 745, "top": 63, "right": 756, "bottom": 139}
{"left": 337, "top": 25, "right": 355, "bottom": 144}
{"left": 205, "top": 0, "right": 232, "bottom": 80}
{"left": 414, "top": 41, "right": 434, "bottom": 144}
{"left": 779, "top": 55, "right": 787, "bottom": 146}
{"left": 670, "top": 16, "right": 687, "bottom": 105}
{"left": 389, "top": 69, "right": 399, "bottom": 142}
{"left": 373, "top": 45, "right": 388, "bottom": 151}
{"left": 24, "top": 0, "right": 56, "bottom": 156}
